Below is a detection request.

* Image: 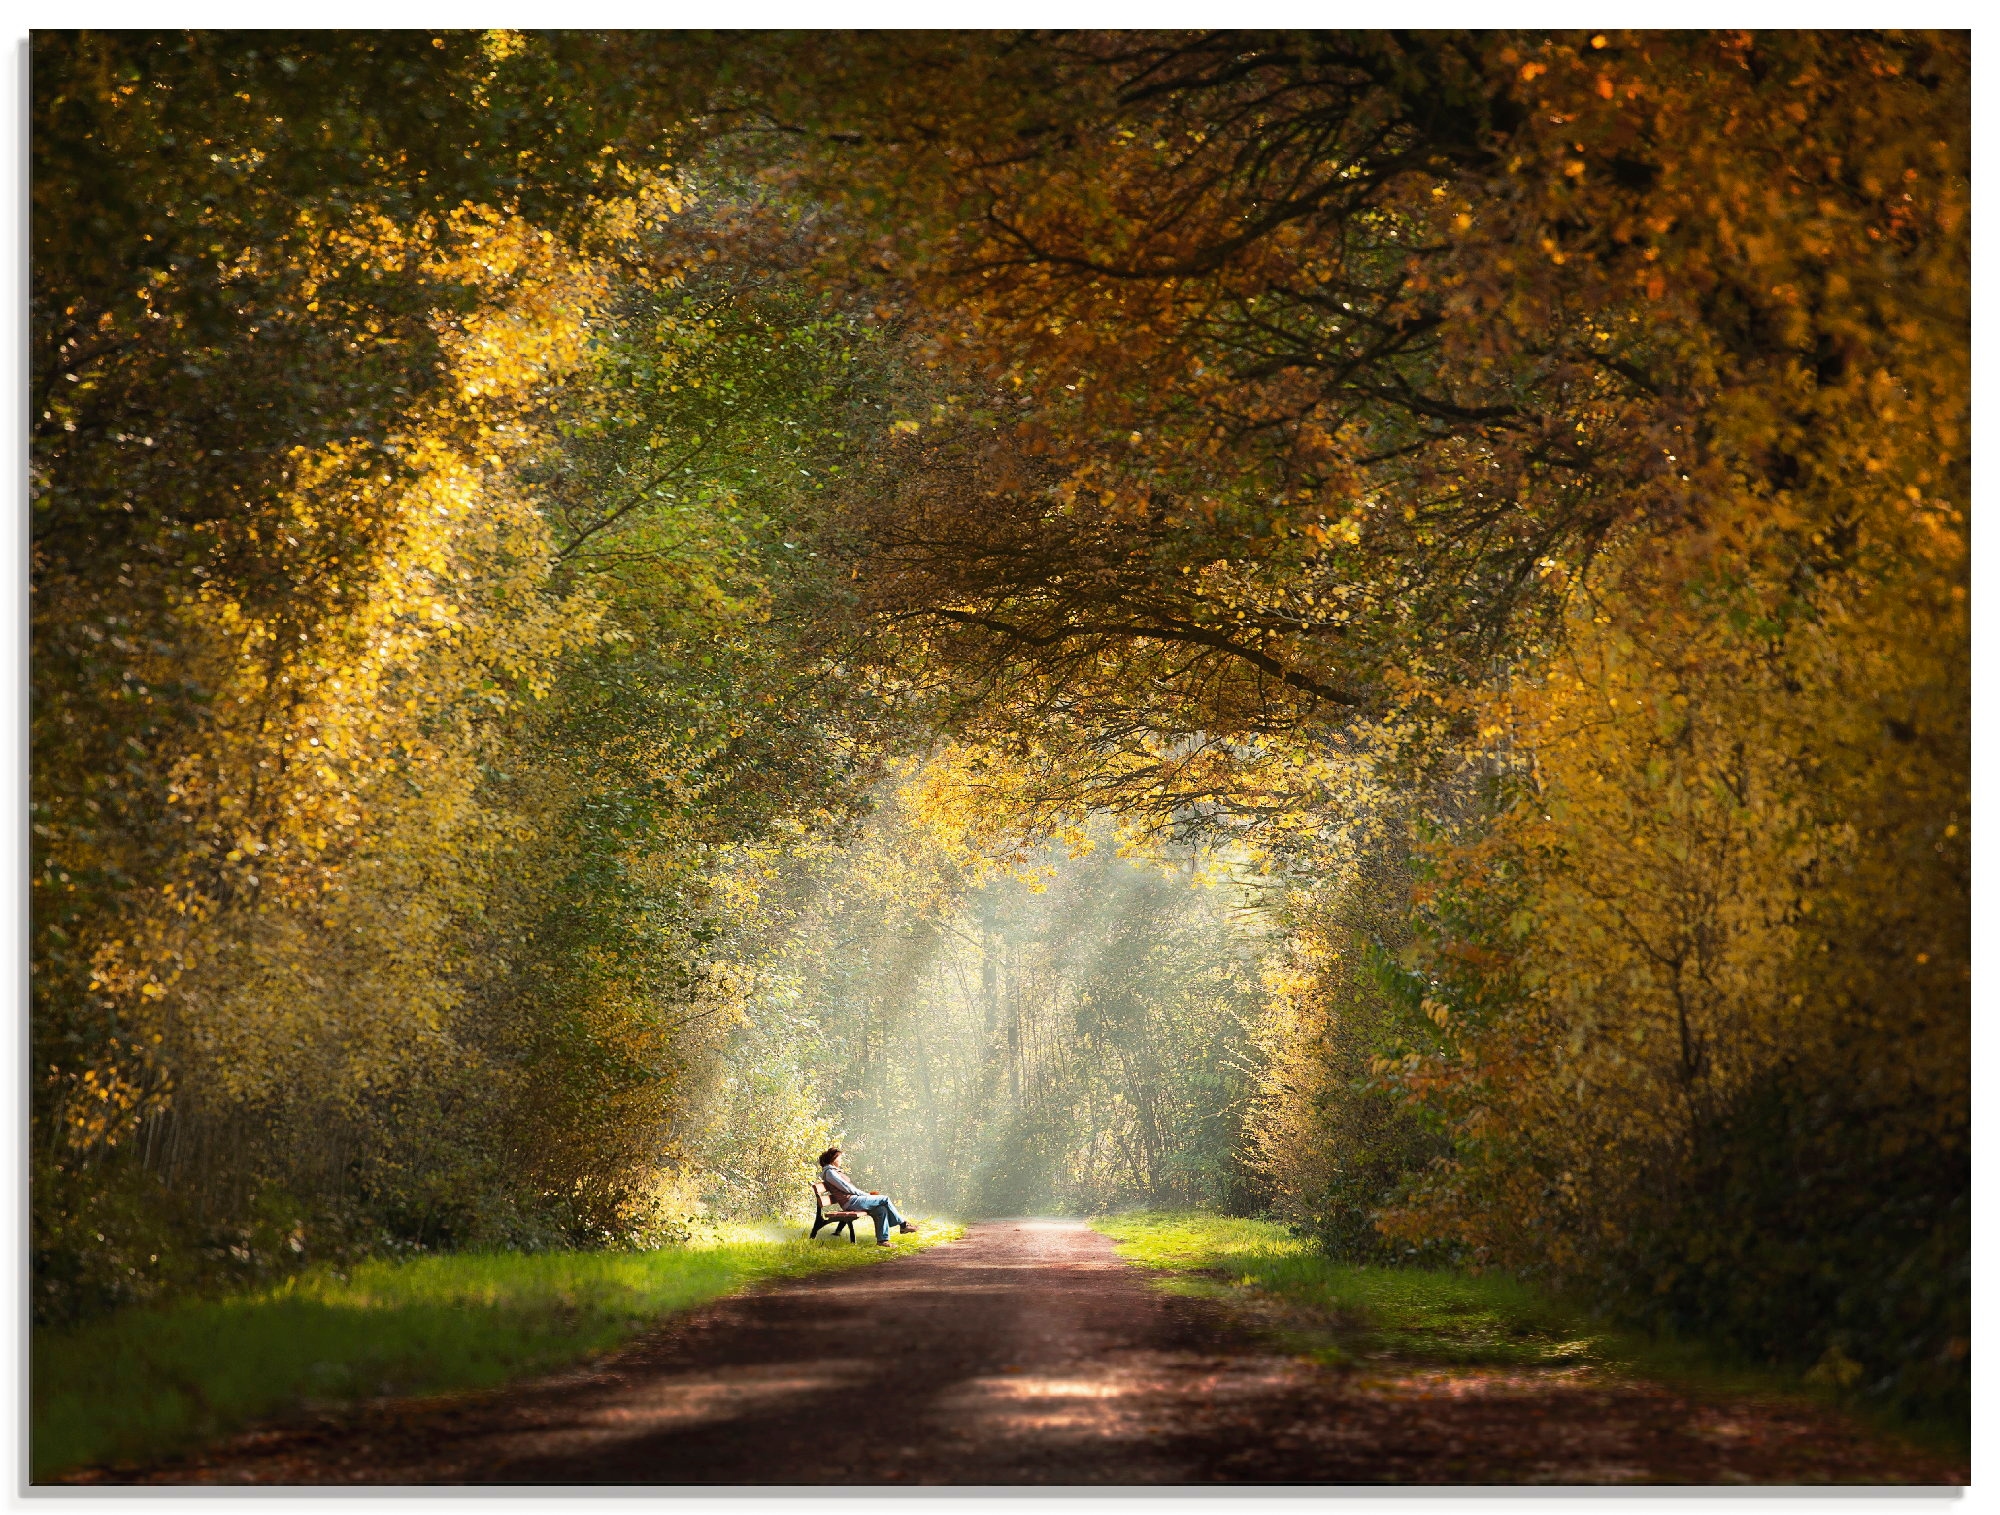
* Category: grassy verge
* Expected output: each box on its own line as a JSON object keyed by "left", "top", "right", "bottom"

{"left": 1090, "top": 1211, "right": 1599, "bottom": 1371}
{"left": 34, "top": 1218, "right": 963, "bottom": 1482}
{"left": 1088, "top": 1211, "right": 1964, "bottom": 1457}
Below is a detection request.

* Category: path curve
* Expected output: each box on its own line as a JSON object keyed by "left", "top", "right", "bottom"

{"left": 77, "top": 1220, "right": 1963, "bottom": 1486}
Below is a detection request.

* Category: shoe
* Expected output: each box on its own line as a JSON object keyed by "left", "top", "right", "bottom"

{"left": 877, "top": 1238, "right": 892, "bottom": 1246}
{"left": 898, "top": 1222, "right": 918, "bottom": 1233}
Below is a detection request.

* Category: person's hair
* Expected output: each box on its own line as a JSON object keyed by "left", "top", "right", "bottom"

{"left": 817, "top": 1147, "right": 843, "bottom": 1168}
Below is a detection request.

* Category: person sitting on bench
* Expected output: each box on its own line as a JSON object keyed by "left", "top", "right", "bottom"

{"left": 818, "top": 1146, "right": 918, "bottom": 1246}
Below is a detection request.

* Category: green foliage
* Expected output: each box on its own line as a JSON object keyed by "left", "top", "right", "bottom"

{"left": 694, "top": 1034, "right": 835, "bottom": 1220}
{"left": 32, "top": 40, "right": 914, "bottom": 1322}
{"left": 1245, "top": 846, "right": 1455, "bottom": 1263}
{"left": 31, "top": 30, "right": 705, "bottom": 1321}
{"left": 440, "top": 204, "right": 921, "bottom": 1240}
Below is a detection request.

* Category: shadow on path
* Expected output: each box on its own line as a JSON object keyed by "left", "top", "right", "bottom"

{"left": 77, "top": 1219, "right": 1964, "bottom": 1486}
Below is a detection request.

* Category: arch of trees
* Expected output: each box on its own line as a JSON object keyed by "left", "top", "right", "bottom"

{"left": 32, "top": 30, "right": 1966, "bottom": 1419}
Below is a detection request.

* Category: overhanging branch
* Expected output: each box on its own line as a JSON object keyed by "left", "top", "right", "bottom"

{"left": 914, "top": 606, "right": 1359, "bottom": 707}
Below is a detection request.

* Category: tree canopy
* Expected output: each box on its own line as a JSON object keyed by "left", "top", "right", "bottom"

{"left": 32, "top": 28, "right": 1967, "bottom": 1422}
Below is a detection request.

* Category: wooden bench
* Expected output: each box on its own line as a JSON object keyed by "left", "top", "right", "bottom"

{"left": 809, "top": 1180, "right": 864, "bottom": 1242}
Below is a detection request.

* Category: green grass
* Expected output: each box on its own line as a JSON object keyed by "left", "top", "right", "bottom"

{"left": 1089, "top": 1211, "right": 1966, "bottom": 1460}
{"left": 1089, "top": 1211, "right": 1810, "bottom": 1383}
{"left": 33, "top": 1218, "right": 963, "bottom": 1482}
{"left": 1089, "top": 1211, "right": 1596, "bottom": 1371}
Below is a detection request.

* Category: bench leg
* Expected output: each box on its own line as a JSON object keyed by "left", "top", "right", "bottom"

{"left": 841, "top": 1219, "right": 856, "bottom": 1243}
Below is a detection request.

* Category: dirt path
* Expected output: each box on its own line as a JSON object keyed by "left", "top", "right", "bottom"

{"left": 75, "top": 1220, "right": 1963, "bottom": 1486}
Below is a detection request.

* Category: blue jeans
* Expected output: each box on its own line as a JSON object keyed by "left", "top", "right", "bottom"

{"left": 847, "top": 1194, "right": 907, "bottom": 1242}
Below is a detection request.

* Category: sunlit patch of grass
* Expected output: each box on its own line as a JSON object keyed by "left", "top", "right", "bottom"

{"left": 34, "top": 1219, "right": 963, "bottom": 1482}
{"left": 1089, "top": 1211, "right": 1965, "bottom": 1460}
{"left": 1091, "top": 1211, "right": 1589, "bottom": 1370}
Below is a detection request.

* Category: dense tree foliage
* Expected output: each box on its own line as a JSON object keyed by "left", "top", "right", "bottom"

{"left": 731, "top": 29, "right": 1967, "bottom": 1415}
{"left": 33, "top": 29, "right": 1965, "bottom": 1422}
